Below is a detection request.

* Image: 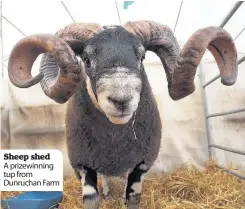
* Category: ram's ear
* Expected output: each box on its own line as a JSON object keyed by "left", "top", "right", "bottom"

{"left": 65, "top": 39, "right": 84, "bottom": 55}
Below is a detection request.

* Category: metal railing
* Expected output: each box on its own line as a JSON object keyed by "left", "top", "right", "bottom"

{"left": 173, "top": 1, "right": 183, "bottom": 34}
{"left": 199, "top": 1, "right": 245, "bottom": 181}
{"left": 61, "top": 1, "right": 75, "bottom": 22}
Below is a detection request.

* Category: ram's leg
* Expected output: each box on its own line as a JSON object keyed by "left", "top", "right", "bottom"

{"left": 101, "top": 175, "right": 110, "bottom": 199}
{"left": 125, "top": 162, "right": 148, "bottom": 209}
{"left": 78, "top": 166, "right": 100, "bottom": 209}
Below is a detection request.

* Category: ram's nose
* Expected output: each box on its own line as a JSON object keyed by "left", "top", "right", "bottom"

{"left": 108, "top": 96, "right": 132, "bottom": 111}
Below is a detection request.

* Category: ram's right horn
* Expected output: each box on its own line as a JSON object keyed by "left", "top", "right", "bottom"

{"left": 8, "top": 34, "right": 81, "bottom": 103}
{"left": 8, "top": 23, "right": 103, "bottom": 103}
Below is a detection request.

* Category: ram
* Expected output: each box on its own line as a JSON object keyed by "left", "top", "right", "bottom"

{"left": 8, "top": 21, "right": 238, "bottom": 209}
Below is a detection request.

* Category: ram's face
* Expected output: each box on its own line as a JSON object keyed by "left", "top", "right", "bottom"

{"left": 82, "top": 27, "right": 145, "bottom": 124}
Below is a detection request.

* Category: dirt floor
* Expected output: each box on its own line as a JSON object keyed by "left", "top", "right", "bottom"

{"left": 1, "top": 160, "right": 245, "bottom": 209}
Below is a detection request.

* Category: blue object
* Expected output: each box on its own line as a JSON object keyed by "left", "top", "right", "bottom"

{"left": 123, "top": 1, "right": 135, "bottom": 10}
{"left": 1, "top": 191, "right": 63, "bottom": 209}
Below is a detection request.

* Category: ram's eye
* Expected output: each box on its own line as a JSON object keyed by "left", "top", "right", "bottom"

{"left": 84, "top": 58, "right": 91, "bottom": 68}
{"left": 141, "top": 55, "right": 145, "bottom": 62}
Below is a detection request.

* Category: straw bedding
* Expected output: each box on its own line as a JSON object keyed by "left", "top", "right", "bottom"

{"left": 1, "top": 160, "right": 245, "bottom": 209}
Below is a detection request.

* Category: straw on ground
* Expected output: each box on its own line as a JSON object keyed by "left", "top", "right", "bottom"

{"left": 1, "top": 160, "right": 245, "bottom": 209}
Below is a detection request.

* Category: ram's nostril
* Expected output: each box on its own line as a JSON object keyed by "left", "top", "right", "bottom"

{"left": 109, "top": 97, "right": 124, "bottom": 105}
{"left": 108, "top": 96, "right": 131, "bottom": 111}
{"left": 108, "top": 96, "right": 115, "bottom": 103}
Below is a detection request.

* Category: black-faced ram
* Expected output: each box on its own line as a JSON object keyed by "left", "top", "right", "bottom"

{"left": 8, "top": 21, "right": 238, "bottom": 209}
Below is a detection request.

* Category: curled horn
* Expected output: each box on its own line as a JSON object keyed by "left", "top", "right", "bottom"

{"left": 124, "top": 21, "right": 238, "bottom": 100}
{"left": 8, "top": 23, "right": 103, "bottom": 103}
